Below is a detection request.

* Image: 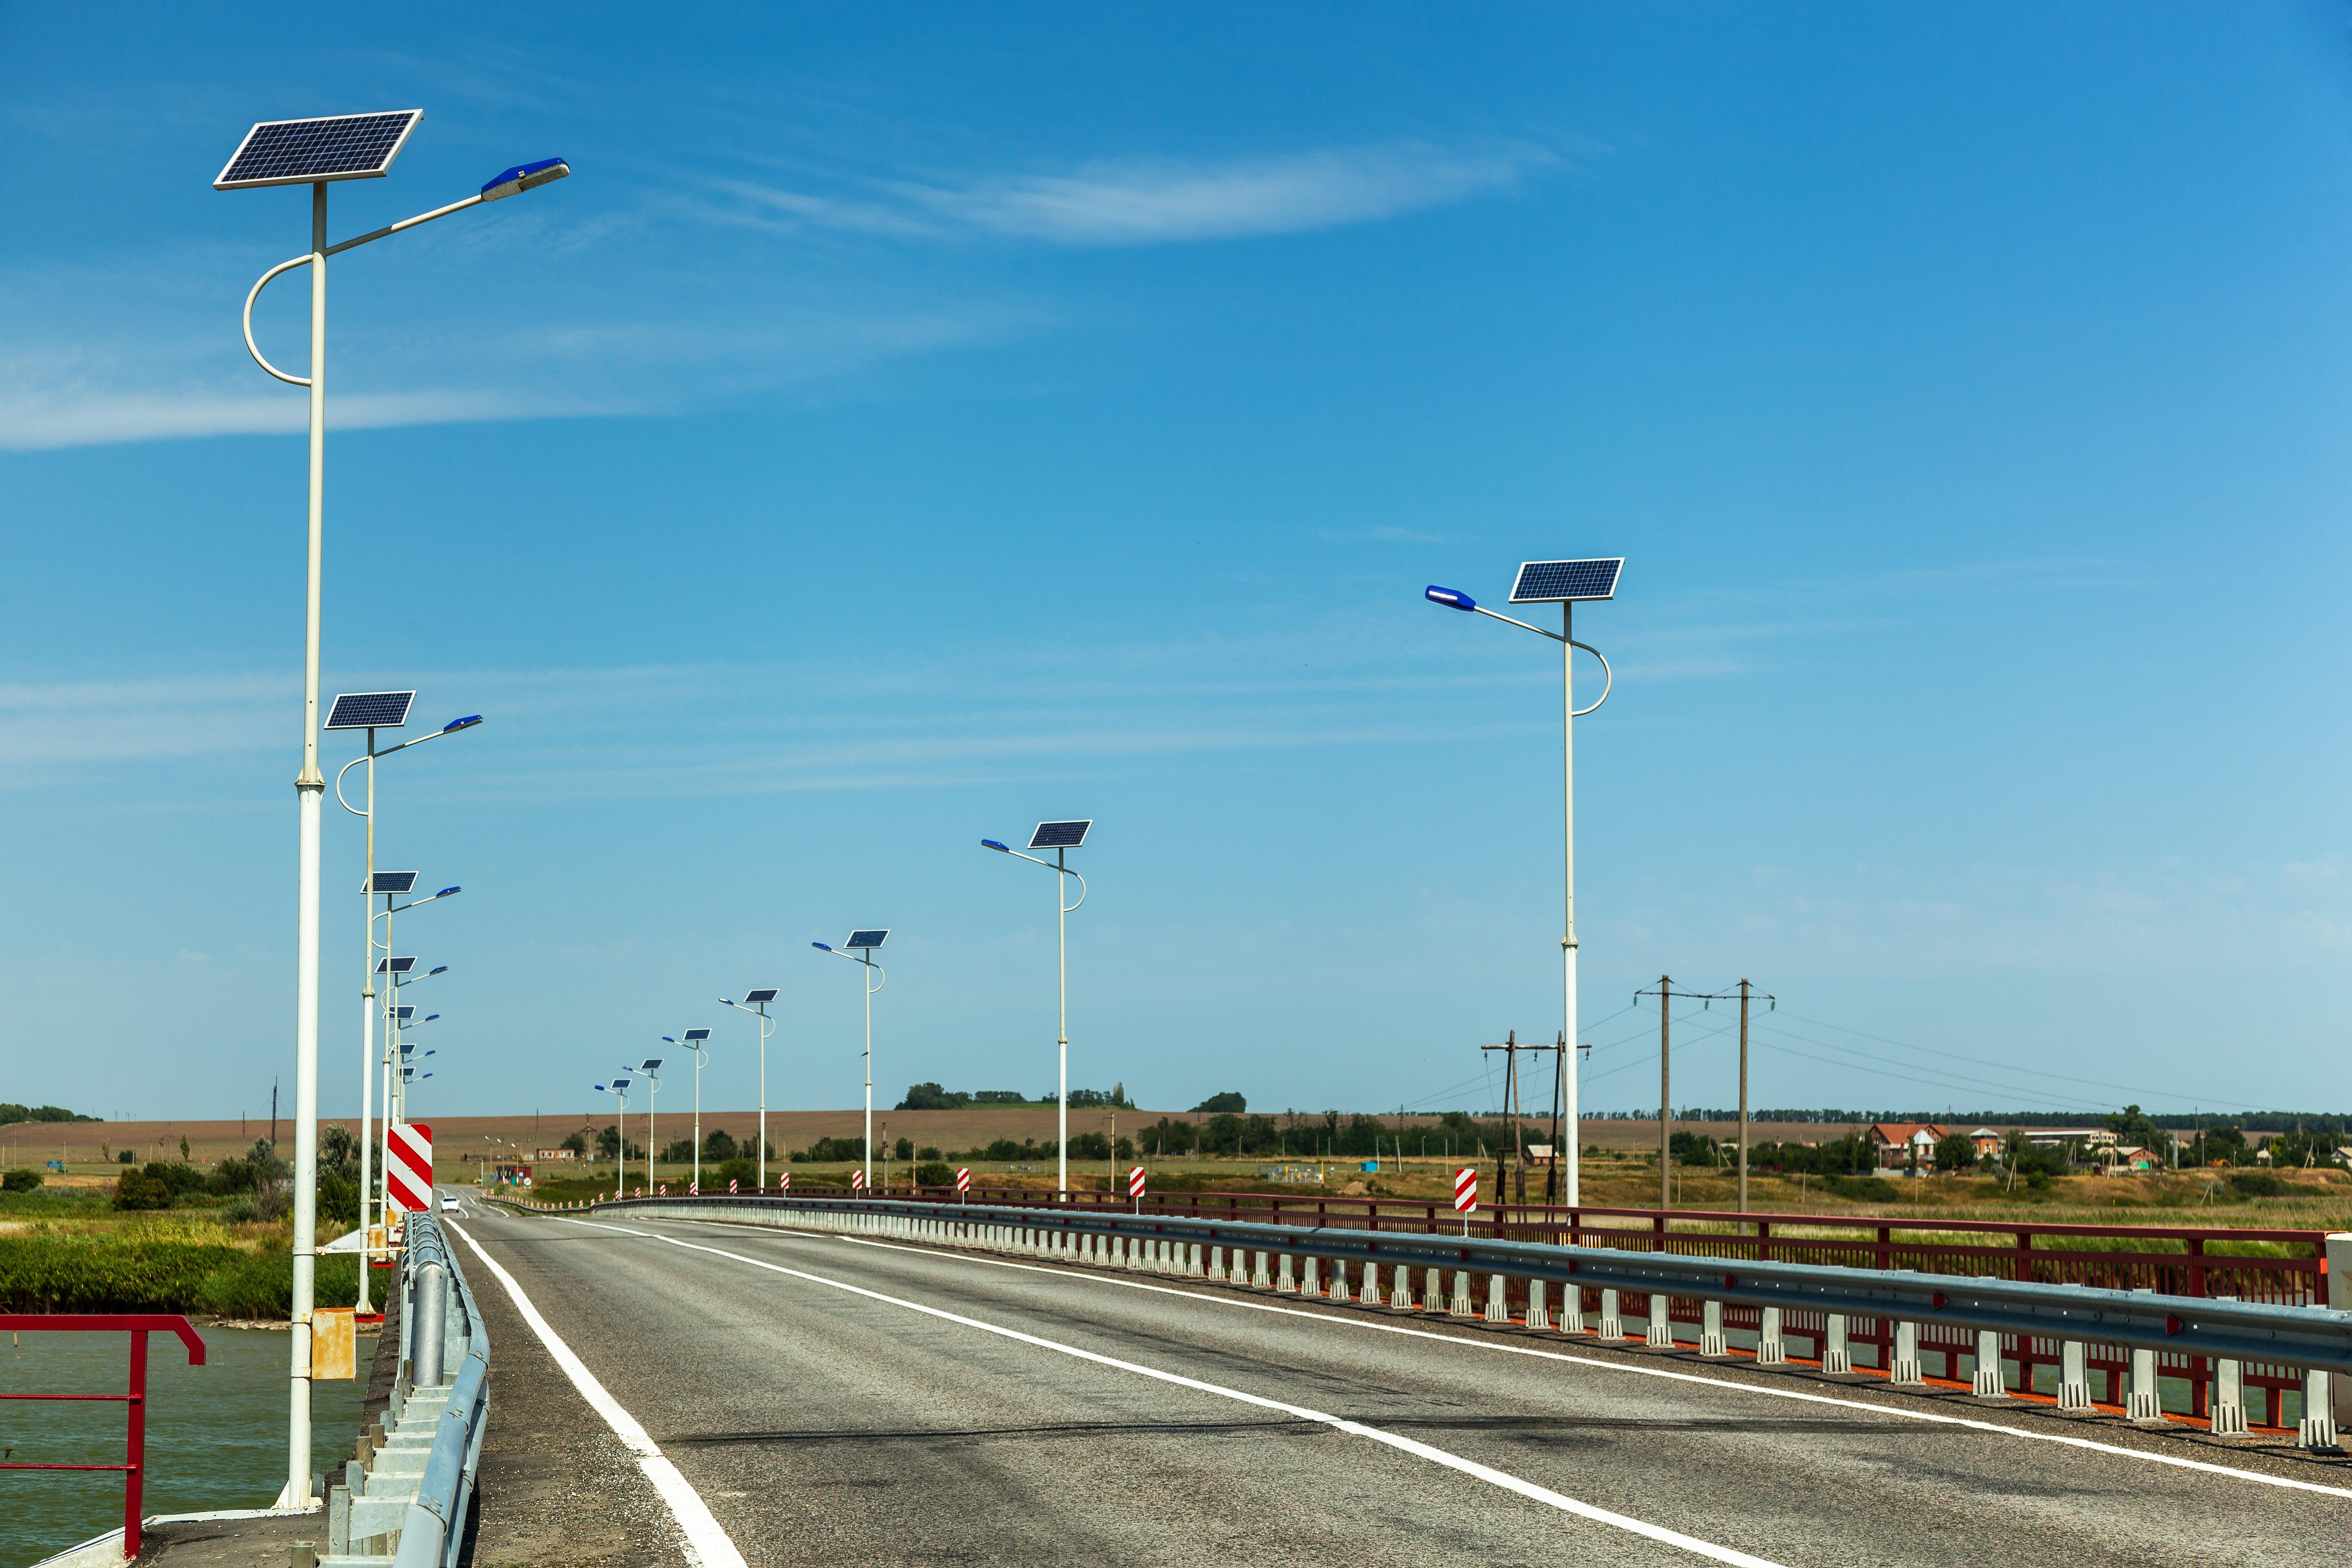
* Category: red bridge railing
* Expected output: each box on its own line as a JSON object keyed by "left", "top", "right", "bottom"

{"left": 0, "top": 1313, "right": 207, "bottom": 1560}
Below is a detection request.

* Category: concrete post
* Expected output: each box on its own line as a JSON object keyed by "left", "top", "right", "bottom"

{"left": 1823, "top": 1314, "right": 1851, "bottom": 1375}
{"left": 1891, "top": 1320, "right": 1922, "bottom": 1385}
{"left": 2298, "top": 1371, "right": 2337, "bottom": 1451}
{"left": 1300, "top": 1256, "right": 1318, "bottom": 1297}
{"left": 1254, "top": 1251, "right": 1273, "bottom": 1289}
{"left": 1484, "top": 1274, "right": 1509, "bottom": 1323}
{"left": 1208, "top": 1246, "right": 1225, "bottom": 1282}
{"left": 2058, "top": 1339, "right": 2092, "bottom": 1411}
{"left": 1700, "top": 1299, "right": 1725, "bottom": 1357}
{"left": 1277, "top": 1254, "right": 1296, "bottom": 1293}
{"left": 1973, "top": 1330, "right": 2007, "bottom": 1398}
{"left": 1557, "top": 1282, "right": 1585, "bottom": 1336}
{"left": 1329, "top": 1259, "right": 1350, "bottom": 1302}
{"left": 1362, "top": 1261, "right": 1380, "bottom": 1305}
{"left": 2211, "top": 1354, "right": 2248, "bottom": 1436}
{"left": 1425, "top": 1266, "right": 1443, "bottom": 1311}
{"left": 2330, "top": 1234, "right": 2352, "bottom": 1435}
{"left": 1598, "top": 1289, "right": 1622, "bottom": 1340}
{"left": 2125, "top": 1287, "right": 2164, "bottom": 1422}
{"left": 1449, "top": 1270, "right": 1473, "bottom": 1316}
{"left": 1388, "top": 1265, "right": 1412, "bottom": 1310}
{"left": 1645, "top": 1292, "right": 1672, "bottom": 1348}
{"left": 1525, "top": 1278, "right": 1550, "bottom": 1331}
{"left": 1756, "top": 1306, "right": 1785, "bottom": 1365}
{"left": 411, "top": 1261, "right": 447, "bottom": 1387}
{"left": 1189, "top": 1243, "right": 1204, "bottom": 1277}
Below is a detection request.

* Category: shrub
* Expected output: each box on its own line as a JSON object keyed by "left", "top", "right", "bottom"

{"left": 115, "top": 1170, "right": 171, "bottom": 1211}
{"left": 702, "top": 1129, "right": 739, "bottom": 1162}
{"left": 2, "top": 1169, "right": 41, "bottom": 1194}
{"left": 1192, "top": 1092, "right": 1247, "bottom": 1114}
{"left": 2228, "top": 1171, "right": 2287, "bottom": 1198}
{"left": 913, "top": 1162, "right": 952, "bottom": 1188}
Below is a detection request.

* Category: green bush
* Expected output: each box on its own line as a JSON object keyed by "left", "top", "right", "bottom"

{"left": 913, "top": 1161, "right": 952, "bottom": 1188}
{"left": 114, "top": 1170, "right": 172, "bottom": 1211}
{"left": 0, "top": 1234, "right": 360, "bottom": 1316}
{"left": 2228, "top": 1171, "right": 2287, "bottom": 1198}
{"left": 1, "top": 1169, "right": 41, "bottom": 1193}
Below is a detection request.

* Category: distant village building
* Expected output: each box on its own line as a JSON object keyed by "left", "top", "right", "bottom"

{"left": 1867, "top": 1123, "right": 1947, "bottom": 1169}
{"left": 1967, "top": 1127, "right": 2002, "bottom": 1160}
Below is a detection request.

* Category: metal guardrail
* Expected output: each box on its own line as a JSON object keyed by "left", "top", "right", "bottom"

{"left": 324, "top": 1208, "right": 491, "bottom": 1567}
{"left": 602, "top": 1192, "right": 2352, "bottom": 1448}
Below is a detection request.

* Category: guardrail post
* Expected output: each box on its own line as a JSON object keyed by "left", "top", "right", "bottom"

{"left": 1971, "top": 1330, "right": 2007, "bottom": 1398}
{"left": 413, "top": 1260, "right": 449, "bottom": 1387}
{"left": 1645, "top": 1292, "right": 1672, "bottom": 1348}
{"left": 1424, "top": 1266, "right": 1443, "bottom": 1311}
{"left": 1390, "top": 1266, "right": 1414, "bottom": 1310}
{"left": 1188, "top": 1242, "right": 1204, "bottom": 1277}
{"left": 2058, "top": 1339, "right": 2092, "bottom": 1411}
{"left": 1254, "top": 1251, "right": 1273, "bottom": 1288}
{"left": 1526, "top": 1278, "right": 1550, "bottom": 1331}
{"left": 1362, "top": 1261, "right": 1380, "bottom": 1304}
{"left": 1278, "top": 1253, "right": 1297, "bottom": 1292}
{"left": 1208, "top": 1246, "right": 1226, "bottom": 1282}
{"left": 1484, "top": 1274, "right": 1509, "bottom": 1323}
{"left": 1756, "top": 1306, "right": 1785, "bottom": 1364}
{"left": 2126, "top": 1289, "right": 2163, "bottom": 1421}
{"left": 1449, "top": 1270, "right": 1473, "bottom": 1316}
{"left": 1304, "top": 1255, "right": 1322, "bottom": 1295}
{"left": 2331, "top": 1233, "right": 2352, "bottom": 1437}
{"left": 2298, "top": 1371, "right": 2338, "bottom": 1451}
{"left": 1700, "top": 1299, "right": 1725, "bottom": 1357}
{"left": 1823, "top": 1313, "right": 1851, "bottom": 1374}
{"left": 1558, "top": 1282, "right": 1585, "bottom": 1335}
{"left": 1891, "top": 1319, "right": 1921, "bottom": 1384}
{"left": 1598, "top": 1288, "right": 1622, "bottom": 1340}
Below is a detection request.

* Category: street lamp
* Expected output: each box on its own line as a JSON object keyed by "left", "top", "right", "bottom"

{"left": 674, "top": 1029, "right": 713, "bottom": 1191}
{"left": 595, "top": 1079, "right": 633, "bottom": 1188}
{"left": 812, "top": 932, "right": 888, "bottom": 1189}
{"left": 216, "top": 109, "right": 565, "bottom": 1504}
{"left": 721, "top": 990, "right": 779, "bottom": 1191}
{"left": 381, "top": 958, "right": 451, "bottom": 1163}
{"left": 1424, "top": 558, "right": 1620, "bottom": 1206}
{"left": 332, "top": 699, "right": 480, "bottom": 1315}
{"left": 628, "top": 1059, "right": 665, "bottom": 1192}
{"left": 981, "top": 823, "right": 1091, "bottom": 1199}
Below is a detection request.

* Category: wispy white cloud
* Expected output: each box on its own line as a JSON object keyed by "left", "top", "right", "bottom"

{"left": 702, "top": 139, "right": 1559, "bottom": 248}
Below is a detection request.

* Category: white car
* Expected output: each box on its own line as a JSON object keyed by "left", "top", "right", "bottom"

{"left": 440, "top": 1194, "right": 462, "bottom": 1212}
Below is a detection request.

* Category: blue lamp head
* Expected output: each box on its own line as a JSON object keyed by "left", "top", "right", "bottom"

{"left": 436, "top": 887, "right": 461, "bottom": 899}
{"left": 811, "top": 941, "right": 832, "bottom": 952}
{"left": 719, "top": 998, "right": 732, "bottom": 1006}
{"left": 594, "top": 1083, "right": 606, "bottom": 1091}
{"left": 428, "top": 966, "right": 448, "bottom": 976}
{"left": 981, "top": 839, "right": 1009, "bottom": 853}
{"left": 480, "top": 159, "right": 568, "bottom": 201}
{"left": 1425, "top": 585, "right": 1476, "bottom": 611}
{"left": 442, "top": 715, "right": 484, "bottom": 734}
{"left": 662, "top": 1037, "right": 676, "bottom": 1044}
{"left": 424, "top": 1014, "right": 438, "bottom": 1023}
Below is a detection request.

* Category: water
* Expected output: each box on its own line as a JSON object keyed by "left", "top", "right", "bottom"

{"left": 0, "top": 1326, "right": 370, "bottom": 1568}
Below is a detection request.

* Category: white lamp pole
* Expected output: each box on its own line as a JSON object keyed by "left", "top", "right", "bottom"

{"left": 981, "top": 825, "right": 1091, "bottom": 1199}
{"left": 812, "top": 936, "right": 888, "bottom": 1189}
{"left": 1426, "top": 563, "right": 1619, "bottom": 1207}
{"left": 681, "top": 1030, "right": 712, "bottom": 1190}
{"left": 217, "top": 111, "right": 568, "bottom": 1504}
{"left": 722, "top": 993, "right": 779, "bottom": 1189}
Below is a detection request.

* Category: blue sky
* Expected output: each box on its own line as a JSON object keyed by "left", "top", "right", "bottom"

{"left": 5, "top": 3, "right": 2352, "bottom": 1127}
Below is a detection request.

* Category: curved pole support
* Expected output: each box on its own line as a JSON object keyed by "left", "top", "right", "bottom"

{"left": 243, "top": 255, "right": 316, "bottom": 387}
{"left": 1570, "top": 640, "right": 1612, "bottom": 717}
{"left": 333, "top": 752, "right": 371, "bottom": 817}
{"left": 1062, "top": 868, "right": 1088, "bottom": 916}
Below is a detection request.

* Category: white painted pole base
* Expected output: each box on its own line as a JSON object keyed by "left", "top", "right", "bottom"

{"left": 2058, "top": 1340, "right": 2092, "bottom": 1411}
{"left": 1597, "top": 1288, "right": 1622, "bottom": 1341}
{"left": 1645, "top": 1293, "right": 1673, "bottom": 1348}
{"left": 1756, "top": 1305, "right": 1785, "bottom": 1365}
{"left": 1525, "top": 1278, "right": 1550, "bottom": 1331}
{"left": 1891, "top": 1320, "right": 1923, "bottom": 1385}
{"left": 1822, "top": 1313, "right": 1852, "bottom": 1375}
{"left": 1699, "top": 1298, "right": 1725, "bottom": 1357}
{"left": 1972, "top": 1330, "right": 2008, "bottom": 1398}
{"left": 2210, "top": 1357, "right": 2247, "bottom": 1435}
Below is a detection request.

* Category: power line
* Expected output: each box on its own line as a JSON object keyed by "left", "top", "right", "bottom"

{"left": 1772, "top": 1008, "right": 2254, "bottom": 1109}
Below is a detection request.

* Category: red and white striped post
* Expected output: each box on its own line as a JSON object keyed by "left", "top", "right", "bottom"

{"left": 956, "top": 1168, "right": 971, "bottom": 1201}
{"left": 850, "top": 1170, "right": 866, "bottom": 1192}
{"left": 1129, "top": 1165, "right": 1147, "bottom": 1214}
{"left": 1453, "top": 1167, "right": 1478, "bottom": 1236}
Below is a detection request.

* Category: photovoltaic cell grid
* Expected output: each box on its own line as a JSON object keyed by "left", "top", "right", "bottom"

{"left": 369, "top": 871, "right": 419, "bottom": 895}
{"left": 325, "top": 691, "right": 415, "bottom": 730}
{"left": 1509, "top": 559, "right": 1624, "bottom": 603}
{"left": 1029, "top": 820, "right": 1092, "bottom": 849}
{"left": 743, "top": 988, "right": 779, "bottom": 1004}
{"left": 377, "top": 956, "right": 416, "bottom": 974}
{"left": 683, "top": 1029, "right": 711, "bottom": 1041}
{"left": 214, "top": 111, "right": 422, "bottom": 189}
{"left": 846, "top": 929, "right": 889, "bottom": 949}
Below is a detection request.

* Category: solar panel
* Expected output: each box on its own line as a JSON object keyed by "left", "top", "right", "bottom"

{"left": 376, "top": 956, "right": 416, "bottom": 974}
{"left": 846, "top": 929, "right": 889, "bottom": 949}
{"left": 325, "top": 691, "right": 415, "bottom": 730}
{"left": 368, "top": 871, "right": 418, "bottom": 895}
{"left": 683, "top": 1029, "right": 712, "bottom": 1042}
{"left": 214, "top": 111, "right": 423, "bottom": 190}
{"left": 394, "top": 1006, "right": 415, "bottom": 1021}
{"left": 743, "top": 988, "right": 779, "bottom": 1004}
{"left": 1029, "top": 820, "right": 1093, "bottom": 850}
{"left": 1509, "top": 559, "right": 1623, "bottom": 604}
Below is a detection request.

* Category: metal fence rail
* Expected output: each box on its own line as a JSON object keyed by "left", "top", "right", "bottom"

{"left": 594, "top": 1191, "right": 2352, "bottom": 1449}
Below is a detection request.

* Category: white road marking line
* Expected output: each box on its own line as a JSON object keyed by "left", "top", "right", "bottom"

{"left": 552, "top": 1219, "right": 1786, "bottom": 1567}
{"left": 637, "top": 1210, "right": 2352, "bottom": 1504}
{"left": 445, "top": 1218, "right": 748, "bottom": 1568}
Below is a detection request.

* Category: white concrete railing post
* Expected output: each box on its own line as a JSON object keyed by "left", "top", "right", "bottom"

{"left": 1700, "top": 1299, "right": 1725, "bottom": 1357}
{"left": 1822, "top": 1313, "right": 1852, "bottom": 1374}
{"left": 2298, "top": 1370, "right": 2338, "bottom": 1451}
{"left": 1973, "top": 1330, "right": 2008, "bottom": 1399}
{"left": 1558, "top": 1282, "right": 1585, "bottom": 1336}
{"left": 2126, "top": 1290, "right": 2163, "bottom": 1421}
{"left": 1449, "top": 1270, "right": 1473, "bottom": 1317}
{"left": 1756, "top": 1306, "right": 1785, "bottom": 1364}
{"left": 1525, "top": 1278, "right": 1550, "bottom": 1331}
{"left": 1300, "top": 1256, "right": 1318, "bottom": 1297}
{"left": 2058, "top": 1339, "right": 2092, "bottom": 1411}
{"left": 1330, "top": 1259, "right": 1351, "bottom": 1302}
{"left": 1253, "top": 1251, "right": 1273, "bottom": 1289}
{"left": 2330, "top": 1234, "right": 2352, "bottom": 1439}
{"left": 1389, "top": 1266, "right": 1413, "bottom": 1310}
{"left": 1208, "top": 1246, "right": 1225, "bottom": 1282}
{"left": 1891, "top": 1320, "right": 1922, "bottom": 1385}
{"left": 1598, "top": 1288, "right": 1622, "bottom": 1341}
{"left": 1277, "top": 1253, "right": 1296, "bottom": 1293}
{"left": 1362, "top": 1261, "right": 1380, "bottom": 1305}
{"left": 1483, "top": 1274, "right": 1509, "bottom": 1323}
{"left": 1645, "top": 1292, "right": 1672, "bottom": 1348}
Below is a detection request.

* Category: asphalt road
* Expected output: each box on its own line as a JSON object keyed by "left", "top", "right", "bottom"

{"left": 440, "top": 1194, "right": 2352, "bottom": 1568}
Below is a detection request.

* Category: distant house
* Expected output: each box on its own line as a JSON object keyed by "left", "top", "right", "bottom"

{"left": 2099, "top": 1145, "right": 2161, "bottom": 1174}
{"left": 1867, "top": 1123, "right": 1949, "bottom": 1169}
{"left": 1526, "top": 1143, "right": 1555, "bottom": 1165}
{"left": 1967, "top": 1127, "right": 2003, "bottom": 1160}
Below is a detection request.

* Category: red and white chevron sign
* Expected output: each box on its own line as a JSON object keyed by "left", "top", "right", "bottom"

{"left": 385, "top": 1122, "right": 433, "bottom": 1214}
{"left": 1128, "top": 1166, "right": 1147, "bottom": 1199}
{"left": 1452, "top": 1167, "right": 1478, "bottom": 1212}
{"left": 779, "top": 1172, "right": 790, "bottom": 1192}
{"left": 850, "top": 1169, "right": 866, "bottom": 1190}
{"left": 728, "top": 1177, "right": 739, "bottom": 1194}
{"left": 955, "top": 1167, "right": 970, "bottom": 1194}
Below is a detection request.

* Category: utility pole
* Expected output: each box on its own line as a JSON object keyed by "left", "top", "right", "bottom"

{"left": 1481, "top": 1030, "right": 1568, "bottom": 1212}
{"left": 1633, "top": 977, "right": 1770, "bottom": 1212}
{"left": 1732, "top": 979, "right": 1773, "bottom": 1215}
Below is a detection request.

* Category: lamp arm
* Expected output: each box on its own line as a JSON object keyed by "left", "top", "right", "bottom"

{"left": 1062, "top": 868, "right": 1088, "bottom": 915}
{"left": 323, "top": 192, "right": 486, "bottom": 257}
{"left": 334, "top": 753, "right": 371, "bottom": 818}
{"left": 1473, "top": 604, "right": 1566, "bottom": 642}
{"left": 867, "top": 961, "right": 887, "bottom": 995}
{"left": 1569, "top": 639, "right": 1612, "bottom": 717}
{"left": 242, "top": 255, "right": 314, "bottom": 386}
